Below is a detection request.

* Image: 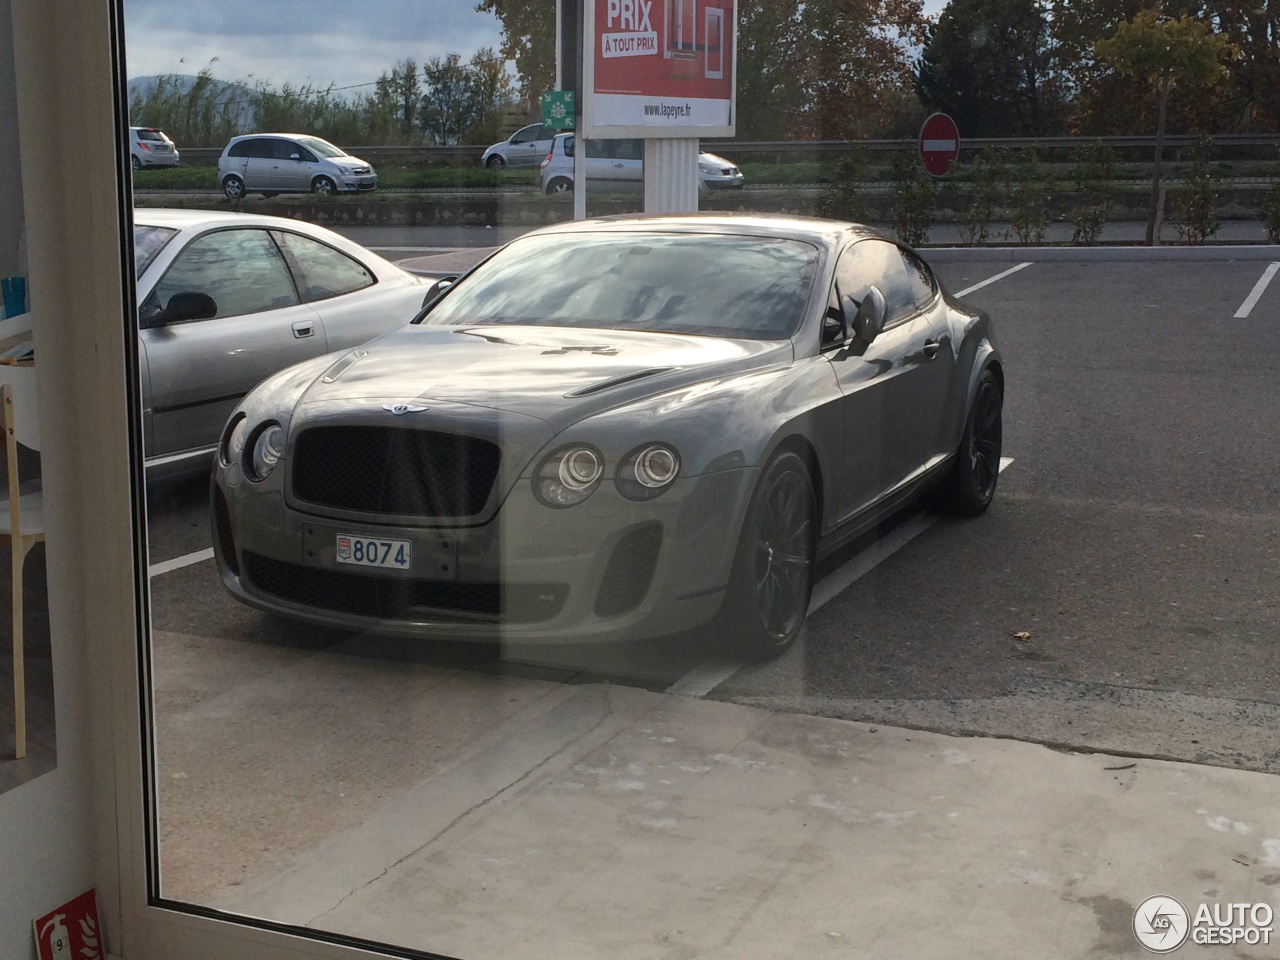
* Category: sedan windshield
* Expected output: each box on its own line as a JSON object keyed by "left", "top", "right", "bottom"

{"left": 133, "top": 224, "right": 178, "bottom": 277}
{"left": 422, "top": 232, "right": 820, "bottom": 340}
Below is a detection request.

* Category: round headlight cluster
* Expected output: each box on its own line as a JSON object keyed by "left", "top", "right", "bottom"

{"left": 246, "top": 423, "right": 285, "bottom": 481}
{"left": 535, "top": 445, "right": 604, "bottom": 507}
{"left": 219, "top": 416, "right": 286, "bottom": 481}
{"left": 534, "top": 442, "right": 681, "bottom": 506}
{"left": 617, "top": 444, "right": 681, "bottom": 501}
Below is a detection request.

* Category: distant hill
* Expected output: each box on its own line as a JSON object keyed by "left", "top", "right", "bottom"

{"left": 126, "top": 74, "right": 256, "bottom": 128}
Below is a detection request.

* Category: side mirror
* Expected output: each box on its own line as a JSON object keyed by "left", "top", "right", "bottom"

{"left": 160, "top": 291, "right": 217, "bottom": 324}
{"left": 852, "top": 285, "right": 887, "bottom": 344}
{"left": 423, "top": 276, "right": 457, "bottom": 305}
{"left": 290, "top": 153, "right": 301, "bottom": 161}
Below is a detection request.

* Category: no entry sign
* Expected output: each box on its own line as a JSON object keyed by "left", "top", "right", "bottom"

{"left": 918, "top": 112, "right": 960, "bottom": 177}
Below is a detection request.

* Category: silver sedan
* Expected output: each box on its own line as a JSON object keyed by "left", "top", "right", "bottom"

{"left": 134, "top": 209, "right": 431, "bottom": 479}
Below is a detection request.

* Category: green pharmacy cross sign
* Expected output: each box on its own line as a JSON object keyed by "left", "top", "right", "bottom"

{"left": 541, "top": 90, "right": 575, "bottom": 130}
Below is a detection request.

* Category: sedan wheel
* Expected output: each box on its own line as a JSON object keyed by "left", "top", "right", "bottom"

{"left": 719, "top": 451, "right": 815, "bottom": 660}
{"left": 931, "top": 367, "right": 1003, "bottom": 516}
{"left": 222, "top": 176, "right": 245, "bottom": 201}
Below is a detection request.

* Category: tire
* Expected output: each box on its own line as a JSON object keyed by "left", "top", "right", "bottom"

{"left": 486, "top": 155, "right": 505, "bottom": 169}
{"left": 222, "top": 176, "right": 245, "bottom": 201}
{"left": 131, "top": 155, "right": 141, "bottom": 172}
{"left": 312, "top": 176, "right": 336, "bottom": 196}
{"left": 931, "top": 367, "right": 1003, "bottom": 516}
{"left": 546, "top": 177, "right": 573, "bottom": 195}
{"left": 717, "top": 451, "right": 816, "bottom": 660}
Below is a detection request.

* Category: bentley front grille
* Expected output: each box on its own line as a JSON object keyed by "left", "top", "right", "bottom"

{"left": 292, "top": 426, "right": 501, "bottom": 518}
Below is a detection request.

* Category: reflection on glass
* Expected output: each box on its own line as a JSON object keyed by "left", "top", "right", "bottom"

{"left": 124, "top": 0, "right": 1279, "bottom": 957}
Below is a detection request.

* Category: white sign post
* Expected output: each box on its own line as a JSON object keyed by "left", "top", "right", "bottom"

{"left": 582, "top": 0, "right": 737, "bottom": 214}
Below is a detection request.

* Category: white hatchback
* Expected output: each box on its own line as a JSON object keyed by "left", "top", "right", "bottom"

{"left": 130, "top": 127, "right": 180, "bottom": 170}
{"left": 538, "top": 134, "right": 744, "bottom": 194}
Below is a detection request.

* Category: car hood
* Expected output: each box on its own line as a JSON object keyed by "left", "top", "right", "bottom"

{"left": 297, "top": 323, "right": 791, "bottom": 432}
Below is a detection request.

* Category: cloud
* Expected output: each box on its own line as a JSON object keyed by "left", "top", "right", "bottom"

{"left": 123, "top": 0, "right": 508, "bottom": 91}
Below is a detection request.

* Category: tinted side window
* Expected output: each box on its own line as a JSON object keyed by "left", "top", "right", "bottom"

{"left": 835, "top": 239, "right": 917, "bottom": 326}
{"left": 246, "top": 138, "right": 275, "bottom": 159}
{"left": 511, "top": 125, "right": 540, "bottom": 144}
{"left": 149, "top": 229, "right": 300, "bottom": 319}
{"left": 227, "top": 139, "right": 252, "bottom": 158}
{"left": 274, "top": 232, "right": 375, "bottom": 301}
{"left": 900, "top": 247, "right": 937, "bottom": 308}
{"left": 272, "top": 139, "right": 314, "bottom": 162}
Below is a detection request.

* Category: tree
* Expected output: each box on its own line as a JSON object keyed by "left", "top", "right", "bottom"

{"left": 373, "top": 59, "right": 422, "bottom": 141}
{"left": 474, "top": 0, "right": 555, "bottom": 103}
{"left": 916, "top": 0, "right": 1068, "bottom": 136}
{"left": 421, "top": 54, "right": 480, "bottom": 145}
{"left": 464, "top": 48, "right": 518, "bottom": 145}
{"left": 1096, "top": 10, "right": 1235, "bottom": 243}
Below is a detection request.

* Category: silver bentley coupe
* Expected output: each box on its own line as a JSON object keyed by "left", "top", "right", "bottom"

{"left": 211, "top": 214, "right": 1003, "bottom": 659}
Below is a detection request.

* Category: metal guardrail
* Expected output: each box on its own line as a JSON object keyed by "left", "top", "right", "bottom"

{"left": 174, "top": 134, "right": 1280, "bottom": 167}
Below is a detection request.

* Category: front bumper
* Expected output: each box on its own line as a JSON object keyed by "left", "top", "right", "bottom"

{"left": 340, "top": 175, "right": 378, "bottom": 192}
{"left": 213, "top": 464, "right": 756, "bottom": 644}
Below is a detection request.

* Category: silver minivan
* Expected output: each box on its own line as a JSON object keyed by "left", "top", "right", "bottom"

{"left": 218, "top": 133, "right": 377, "bottom": 200}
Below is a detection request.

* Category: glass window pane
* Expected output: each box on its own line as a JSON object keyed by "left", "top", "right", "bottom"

{"left": 274, "top": 231, "right": 375, "bottom": 301}
{"left": 149, "top": 229, "right": 299, "bottom": 318}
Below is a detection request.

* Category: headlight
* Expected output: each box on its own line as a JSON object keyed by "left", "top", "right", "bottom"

{"left": 534, "top": 445, "right": 604, "bottom": 507}
{"left": 617, "top": 443, "right": 680, "bottom": 500}
{"left": 698, "top": 161, "right": 716, "bottom": 174}
{"left": 246, "top": 422, "right": 285, "bottom": 481}
{"left": 220, "top": 414, "right": 248, "bottom": 467}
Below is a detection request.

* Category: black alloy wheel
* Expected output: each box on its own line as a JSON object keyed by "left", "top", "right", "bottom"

{"left": 720, "top": 451, "right": 816, "bottom": 660}
{"left": 934, "top": 367, "right": 1003, "bottom": 516}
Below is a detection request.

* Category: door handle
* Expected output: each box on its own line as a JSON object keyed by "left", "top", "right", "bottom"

{"left": 292, "top": 320, "right": 314, "bottom": 339}
{"left": 922, "top": 338, "right": 941, "bottom": 359}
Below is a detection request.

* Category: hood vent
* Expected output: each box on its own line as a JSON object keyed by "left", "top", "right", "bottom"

{"left": 565, "top": 367, "right": 677, "bottom": 398}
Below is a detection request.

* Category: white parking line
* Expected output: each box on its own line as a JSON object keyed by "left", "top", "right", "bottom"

{"left": 148, "top": 548, "right": 214, "bottom": 578}
{"left": 1234, "top": 262, "right": 1280, "bottom": 318}
{"left": 953, "top": 263, "right": 1032, "bottom": 299}
{"left": 666, "top": 457, "right": 1015, "bottom": 698}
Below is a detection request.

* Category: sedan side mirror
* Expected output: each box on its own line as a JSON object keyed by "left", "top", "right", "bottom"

{"left": 160, "top": 291, "right": 218, "bottom": 324}
{"left": 852, "top": 285, "right": 887, "bottom": 344}
{"left": 423, "top": 276, "right": 457, "bottom": 305}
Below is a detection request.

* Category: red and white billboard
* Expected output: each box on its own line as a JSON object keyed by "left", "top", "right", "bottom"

{"left": 583, "top": 0, "right": 737, "bottom": 138}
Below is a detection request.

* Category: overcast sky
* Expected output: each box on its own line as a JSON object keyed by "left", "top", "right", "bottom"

{"left": 123, "top": 0, "right": 508, "bottom": 92}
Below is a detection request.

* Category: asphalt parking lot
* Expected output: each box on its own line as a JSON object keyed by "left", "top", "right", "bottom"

{"left": 142, "top": 249, "right": 1280, "bottom": 907}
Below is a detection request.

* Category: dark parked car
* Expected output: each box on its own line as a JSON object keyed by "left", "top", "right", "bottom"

{"left": 211, "top": 214, "right": 1003, "bottom": 659}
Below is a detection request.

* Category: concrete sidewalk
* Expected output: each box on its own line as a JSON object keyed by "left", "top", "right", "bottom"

{"left": 214, "top": 681, "right": 1280, "bottom": 959}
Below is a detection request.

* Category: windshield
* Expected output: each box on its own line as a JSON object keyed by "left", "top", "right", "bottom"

{"left": 421, "top": 232, "right": 819, "bottom": 340}
{"left": 132, "top": 224, "right": 178, "bottom": 277}
{"left": 296, "top": 136, "right": 347, "bottom": 158}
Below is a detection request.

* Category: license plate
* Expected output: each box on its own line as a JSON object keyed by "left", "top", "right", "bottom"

{"left": 335, "top": 535, "right": 411, "bottom": 569}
